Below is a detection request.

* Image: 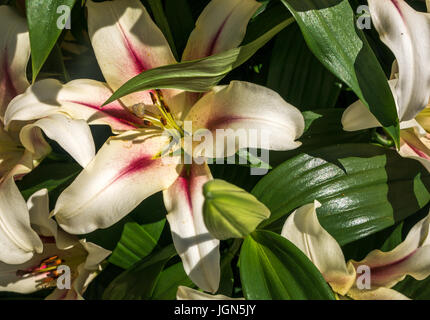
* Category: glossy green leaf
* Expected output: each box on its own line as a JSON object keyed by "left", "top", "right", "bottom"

{"left": 151, "top": 262, "right": 194, "bottom": 300}
{"left": 239, "top": 230, "right": 335, "bottom": 300}
{"left": 253, "top": 144, "right": 430, "bottom": 245}
{"left": 280, "top": 0, "right": 400, "bottom": 145}
{"left": 108, "top": 220, "right": 166, "bottom": 269}
{"left": 26, "top": 0, "right": 77, "bottom": 82}
{"left": 270, "top": 108, "right": 373, "bottom": 167}
{"left": 103, "top": 245, "right": 176, "bottom": 300}
{"left": 203, "top": 179, "right": 270, "bottom": 240}
{"left": 104, "top": 17, "right": 294, "bottom": 105}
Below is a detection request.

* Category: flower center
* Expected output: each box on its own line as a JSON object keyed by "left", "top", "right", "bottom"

{"left": 16, "top": 255, "right": 66, "bottom": 289}
{"left": 129, "top": 89, "right": 184, "bottom": 136}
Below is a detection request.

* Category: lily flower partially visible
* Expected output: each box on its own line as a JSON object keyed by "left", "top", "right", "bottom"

{"left": 342, "top": 0, "right": 430, "bottom": 168}
{"left": 282, "top": 201, "right": 430, "bottom": 300}
{"left": 0, "top": 189, "right": 111, "bottom": 300}
{"left": 0, "top": 5, "right": 96, "bottom": 265}
{"left": 176, "top": 286, "right": 244, "bottom": 300}
{"left": 6, "top": 0, "right": 305, "bottom": 293}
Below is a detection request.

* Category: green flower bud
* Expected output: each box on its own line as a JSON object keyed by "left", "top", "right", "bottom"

{"left": 203, "top": 179, "right": 271, "bottom": 240}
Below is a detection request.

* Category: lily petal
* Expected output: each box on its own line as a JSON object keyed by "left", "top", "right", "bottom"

{"left": 0, "top": 243, "right": 61, "bottom": 294}
{"left": 342, "top": 79, "right": 398, "bottom": 131}
{"left": 399, "top": 125, "right": 430, "bottom": 172}
{"left": 0, "top": 124, "right": 25, "bottom": 178}
{"left": 20, "top": 114, "right": 95, "bottom": 168}
{"left": 80, "top": 240, "right": 111, "bottom": 271}
{"left": 177, "top": 286, "right": 244, "bottom": 300}
{"left": 341, "top": 99, "right": 381, "bottom": 131}
{"left": 163, "top": 163, "right": 220, "bottom": 293}
{"left": 27, "top": 189, "right": 77, "bottom": 250}
{"left": 0, "top": 5, "right": 29, "bottom": 118}
{"left": 53, "top": 130, "right": 181, "bottom": 235}
{"left": 87, "top": 0, "right": 176, "bottom": 107}
{"left": 186, "top": 81, "right": 304, "bottom": 159}
{"left": 182, "top": 0, "right": 261, "bottom": 61}
{"left": 415, "top": 105, "right": 430, "bottom": 132}
{"left": 347, "top": 287, "right": 410, "bottom": 300}
{"left": 368, "top": 0, "right": 430, "bottom": 120}
{"left": 281, "top": 201, "right": 356, "bottom": 295}
{"left": 46, "top": 240, "right": 111, "bottom": 300}
{"left": 5, "top": 79, "right": 143, "bottom": 132}
{"left": 351, "top": 211, "right": 430, "bottom": 288}
{"left": 0, "top": 177, "right": 42, "bottom": 264}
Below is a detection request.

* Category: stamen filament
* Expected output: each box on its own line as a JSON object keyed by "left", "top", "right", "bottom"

{"left": 150, "top": 90, "right": 184, "bottom": 136}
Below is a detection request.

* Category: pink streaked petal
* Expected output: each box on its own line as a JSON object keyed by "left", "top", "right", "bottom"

{"left": 186, "top": 81, "right": 304, "bottom": 158}
{"left": 182, "top": 0, "right": 261, "bottom": 61}
{"left": 347, "top": 287, "right": 410, "bottom": 300}
{"left": 5, "top": 79, "right": 143, "bottom": 132}
{"left": 399, "top": 127, "right": 430, "bottom": 172}
{"left": 350, "top": 212, "right": 430, "bottom": 288}
{"left": 281, "top": 201, "right": 356, "bottom": 295}
{"left": 163, "top": 163, "right": 220, "bottom": 293}
{"left": 0, "top": 6, "right": 30, "bottom": 118}
{"left": 87, "top": 0, "right": 176, "bottom": 107}
{"left": 54, "top": 130, "right": 181, "bottom": 235}
{"left": 368, "top": 0, "right": 430, "bottom": 121}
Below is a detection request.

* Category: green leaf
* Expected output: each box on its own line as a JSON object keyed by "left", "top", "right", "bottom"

{"left": 342, "top": 203, "right": 430, "bottom": 261}
{"left": 267, "top": 23, "right": 342, "bottom": 110}
{"left": 393, "top": 275, "right": 430, "bottom": 300}
{"left": 151, "top": 262, "right": 194, "bottom": 300}
{"left": 203, "top": 179, "right": 271, "bottom": 240}
{"left": 270, "top": 108, "right": 373, "bottom": 167}
{"left": 17, "top": 162, "right": 81, "bottom": 202}
{"left": 253, "top": 143, "right": 430, "bottom": 245}
{"left": 217, "top": 249, "right": 237, "bottom": 297}
{"left": 239, "top": 230, "right": 335, "bottom": 300}
{"left": 108, "top": 220, "right": 166, "bottom": 269}
{"left": 103, "top": 17, "right": 294, "bottom": 105}
{"left": 26, "top": 0, "right": 76, "bottom": 82}
{"left": 103, "top": 245, "right": 176, "bottom": 300}
{"left": 280, "top": 0, "right": 400, "bottom": 145}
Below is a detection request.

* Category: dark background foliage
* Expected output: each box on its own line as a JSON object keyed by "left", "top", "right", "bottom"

{"left": 1, "top": 0, "right": 429, "bottom": 300}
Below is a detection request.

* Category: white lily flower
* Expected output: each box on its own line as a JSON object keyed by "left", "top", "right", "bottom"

{"left": 176, "top": 286, "right": 244, "bottom": 300}
{"left": 282, "top": 201, "right": 430, "bottom": 300}
{"left": 0, "top": 5, "right": 97, "bottom": 265}
{"left": 342, "top": 0, "right": 430, "bottom": 171}
{"left": 343, "top": 0, "right": 430, "bottom": 127}
{"left": 0, "top": 189, "right": 111, "bottom": 300}
{"left": 6, "top": 0, "right": 305, "bottom": 293}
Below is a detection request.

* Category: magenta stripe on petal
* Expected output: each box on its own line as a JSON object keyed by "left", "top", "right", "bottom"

{"left": 205, "top": 115, "right": 247, "bottom": 131}
{"left": 205, "top": 12, "right": 233, "bottom": 57}
{"left": 113, "top": 155, "right": 156, "bottom": 184}
{"left": 391, "top": 0, "right": 403, "bottom": 15}
{"left": 178, "top": 170, "right": 194, "bottom": 215}
{"left": 117, "top": 21, "right": 147, "bottom": 75}
{"left": 67, "top": 100, "right": 143, "bottom": 129}
{"left": 360, "top": 250, "right": 417, "bottom": 284}
{"left": 1, "top": 49, "right": 18, "bottom": 103}
{"left": 407, "top": 142, "right": 430, "bottom": 160}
